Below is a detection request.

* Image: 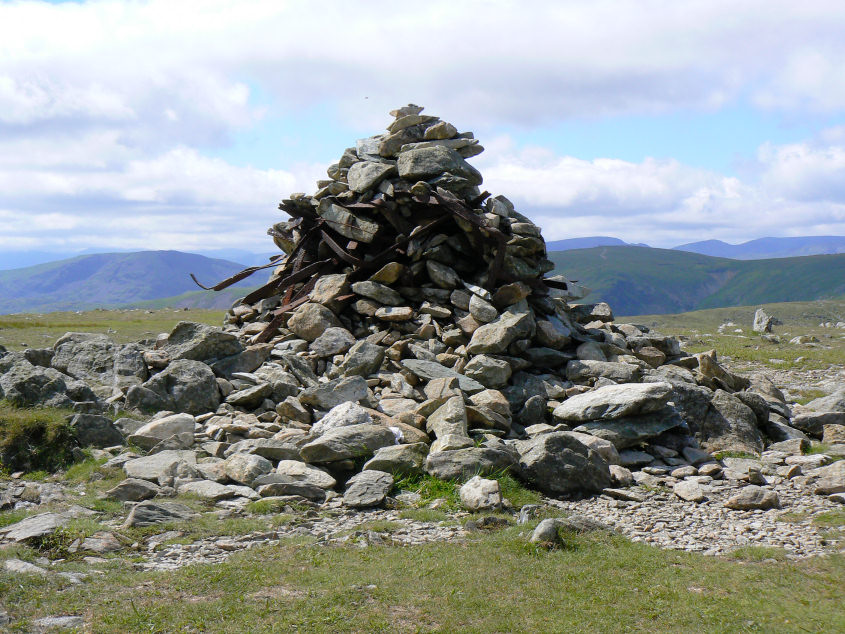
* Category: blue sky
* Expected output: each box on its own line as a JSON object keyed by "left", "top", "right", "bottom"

{"left": 2, "top": 0, "right": 845, "bottom": 254}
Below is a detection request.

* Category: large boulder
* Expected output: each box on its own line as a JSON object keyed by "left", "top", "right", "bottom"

{"left": 696, "top": 390, "right": 764, "bottom": 455}
{"left": 299, "top": 424, "right": 396, "bottom": 463}
{"left": 397, "top": 145, "right": 482, "bottom": 185}
{"left": 127, "top": 413, "right": 195, "bottom": 450}
{"left": 552, "top": 382, "right": 673, "bottom": 422}
{"left": 311, "top": 401, "right": 372, "bottom": 436}
{"left": 69, "top": 413, "right": 125, "bottom": 448}
{"left": 752, "top": 308, "right": 775, "bottom": 333}
{"left": 162, "top": 321, "right": 244, "bottom": 362}
{"left": 299, "top": 376, "right": 368, "bottom": 410}
{"left": 565, "top": 360, "right": 641, "bottom": 383}
{"left": 801, "top": 389, "right": 845, "bottom": 413}
{"left": 724, "top": 485, "right": 780, "bottom": 510}
{"left": 223, "top": 453, "right": 273, "bottom": 486}
{"left": 274, "top": 460, "right": 336, "bottom": 489}
{"left": 791, "top": 412, "right": 845, "bottom": 437}
{"left": 572, "top": 407, "right": 684, "bottom": 450}
{"left": 0, "top": 512, "right": 69, "bottom": 544}
{"left": 287, "top": 303, "right": 343, "bottom": 342}
{"left": 363, "top": 443, "right": 429, "bottom": 476}
{"left": 123, "top": 450, "right": 198, "bottom": 485}
{"left": 125, "top": 359, "right": 220, "bottom": 415}
{"left": 51, "top": 333, "right": 147, "bottom": 390}
{"left": 516, "top": 432, "right": 612, "bottom": 496}
{"left": 0, "top": 352, "right": 94, "bottom": 408}
{"left": 343, "top": 470, "right": 394, "bottom": 508}
{"left": 466, "top": 309, "right": 534, "bottom": 355}
{"left": 339, "top": 341, "right": 385, "bottom": 377}
{"left": 459, "top": 476, "right": 502, "bottom": 511}
{"left": 424, "top": 446, "right": 517, "bottom": 481}
{"left": 400, "top": 359, "right": 484, "bottom": 393}
{"left": 123, "top": 501, "right": 198, "bottom": 527}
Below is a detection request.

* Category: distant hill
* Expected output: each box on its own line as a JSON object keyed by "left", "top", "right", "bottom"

{"left": 0, "top": 251, "right": 262, "bottom": 314}
{"left": 672, "top": 236, "right": 845, "bottom": 259}
{"left": 545, "top": 236, "right": 642, "bottom": 251}
{"left": 549, "top": 246, "right": 845, "bottom": 316}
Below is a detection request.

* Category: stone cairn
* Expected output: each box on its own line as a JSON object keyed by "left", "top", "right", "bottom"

{"left": 3, "top": 106, "right": 840, "bottom": 521}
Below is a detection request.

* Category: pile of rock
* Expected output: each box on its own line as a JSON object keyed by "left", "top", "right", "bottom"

{"left": 2, "top": 106, "right": 844, "bottom": 520}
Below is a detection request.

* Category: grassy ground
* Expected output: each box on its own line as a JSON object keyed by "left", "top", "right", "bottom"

{"left": 1, "top": 458, "right": 843, "bottom": 631}
{"left": 0, "top": 526, "right": 842, "bottom": 632}
{"left": 0, "top": 308, "right": 225, "bottom": 351}
{"left": 1, "top": 301, "right": 844, "bottom": 631}
{"left": 623, "top": 299, "right": 845, "bottom": 370}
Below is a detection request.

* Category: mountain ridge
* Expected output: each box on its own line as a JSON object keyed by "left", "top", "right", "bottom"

{"left": 672, "top": 235, "right": 845, "bottom": 259}
{"left": 549, "top": 246, "right": 845, "bottom": 316}
{"left": 0, "top": 251, "right": 262, "bottom": 314}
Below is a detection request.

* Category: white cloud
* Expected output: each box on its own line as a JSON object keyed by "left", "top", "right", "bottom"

{"left": 3, "top": 0, "right": 845, "bottom": 138}
{"left": 478, "top": 140, "right": 845, "bottom": 246}
{"left": 757, "top": 141, "right": 845, "bottom": 203}
{"left": 1, "top": 1, "right": 845, "bottom": 253}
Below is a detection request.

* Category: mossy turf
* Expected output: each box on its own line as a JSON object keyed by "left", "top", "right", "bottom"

{"left": 0, "top": 401, "right": 78, "bottom": 473}
{"left": 0, "top": 528, "right": 842, "bottom": 633}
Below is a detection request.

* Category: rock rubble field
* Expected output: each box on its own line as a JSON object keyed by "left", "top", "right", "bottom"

{"left": 1, "top": 107, "right": 843, "bottom": 593}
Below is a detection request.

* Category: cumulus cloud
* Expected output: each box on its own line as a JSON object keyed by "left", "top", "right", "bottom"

{"left": 0, "top": 130, "right": 324, "bottom": 252}
{"left": 1, "top": 1, "right": 845, "bottom": 253}
{"left": 3, "top": 0, "right": 845, "bottom": 137}
{"left": 478, "top": 139, "right": 845, "bottom": 246}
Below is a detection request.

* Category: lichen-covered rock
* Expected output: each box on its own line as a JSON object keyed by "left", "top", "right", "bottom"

{"left": 126, "top": 359, "right": 219, "bottom": 415}
{"left": 516, "top": 432, "right": 612, "bottom": 495}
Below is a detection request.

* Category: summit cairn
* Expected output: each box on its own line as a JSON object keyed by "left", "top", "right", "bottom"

{"left": 185, "top": 105, "right": 782, "bottom": 496}
{"left": 211, "top": 103, "right": 575, "bottom": 347}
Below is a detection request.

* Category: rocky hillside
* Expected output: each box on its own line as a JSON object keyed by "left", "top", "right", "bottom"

{"left": 549, "top": 247, "right": 845, "bottom": 316}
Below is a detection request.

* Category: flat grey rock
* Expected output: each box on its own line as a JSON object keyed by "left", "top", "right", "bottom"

{"left": 123, "top": 501, "right": 198, "bottom": 527}
{"left": 343, "top": 470, "right": 394, "bottom": 508}
{"left": 553, "top": 382, "right": 673, "bottom": 422}
{"left": 0, "top": 512, "right": 69, "bottom": 543}
{"left": 400, "top": 359, "right": 484, "bottom": 393}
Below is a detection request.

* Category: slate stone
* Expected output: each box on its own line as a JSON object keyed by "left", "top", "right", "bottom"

{"left": 347, "top": 160, "right": 396, "bottom": 193}
{"left": 572, "top": 407, "right": 684, "bottom": 450}
{"left": 553, "top": 382, "right": 673, "bottom": 422}
{"left": 105, "top": 478, "right": 162, "bottom": 502}
{"left": 424, "top": 446, "right": 517, "bottom": 481}
{"left": 397, "top": 145, "right": 482, "bottom": 185}
{"left": 70, "top": 413, "right": 125, "bottom": 448}
{"left": 400, "top": 359, "right": 484, "bottom": 393}
{"left": 343, "top": 470, "right": 394, "bottom": 508}
{"left": 0, "top": 512, "right": 69, "bottom": 543}
{"left": 724, "top": 485, "right": 780, "bottom": 510}
{"left": 128, "top": 413, "right": 194, "bottom": 450}
{"left": 123, "top": 450, "right": 198, "bottom": 484}
{"left": 363, "top": 443, "right": 429, "bottom": 476}
{"left": 516, "top": 432, "right": 612, "bottom": 495}
{"left": 163, "top": 321, "right": 243, "bottom": 362}
{"left": 126, "top": 359, "right": 220, "bottom": 415}
{"left": 299, "top": 375, "right": 369, "bottom": 410}
{"left": 124, "top": 501, "right": 198, "bottom": 527}
{"left": 311, "top": 401, "right": 372, "bottom": 436}
{"left": 697, "top": 390, "right": 764, "bottom": 455}
{"left": 299, "top": 424, "right": 397, "bottom": 463}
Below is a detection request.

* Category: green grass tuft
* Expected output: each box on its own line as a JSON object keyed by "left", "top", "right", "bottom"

{"left": 728, "top": 546, "right": 789, "bottom": 562}
{"left": 0, "top": 401, "right": 78, "bottom": 473}
{"left": 812, "top": 510, "right": 845, "bottom": 528}
{"left": 393, "top": 473, "right": 461, "bottom": 510}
